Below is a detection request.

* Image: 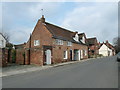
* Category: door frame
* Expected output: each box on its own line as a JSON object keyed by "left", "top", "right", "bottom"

{"left": 43, "top": 45, "right": 52, "bottom": 65}
{"left": 74, "top": 49, "right": 80, "bottom": 61}
{"left": 45, "top": 49, "right": 51, "bottom": 64}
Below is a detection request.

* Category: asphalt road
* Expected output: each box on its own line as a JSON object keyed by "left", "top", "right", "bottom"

{"left": 2, "top": 56, "right": 118, "bottom": 88}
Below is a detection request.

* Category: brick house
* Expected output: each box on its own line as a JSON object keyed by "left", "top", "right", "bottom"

{"left": 99, "top": 40, "right": 115, "bottom": 56}
{"left": 21, "top": 15, "right": 88, "bottom": 66}
{"left": 86, "top": 37, "right": 99, "bottom": 57}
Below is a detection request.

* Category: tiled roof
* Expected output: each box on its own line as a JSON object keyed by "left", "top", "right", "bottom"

{"left": 44, "top": 22, "right": 85, "bottom": 45}
{"left": 78, "top": 33, "right": 85, "bottom": 39}
{"left": 99, "top": 42, "right": 115, "bottom": 50}
{"left": 86, "top": 37, "right": 97, "bottom": 45}
{"left": 14, "top": 43, "right": 26, "bottom": 49}
{"left": 105, "top": 42, "right": 114, "bottom": 50}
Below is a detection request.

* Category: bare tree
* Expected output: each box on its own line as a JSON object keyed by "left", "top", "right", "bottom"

{"left": 113, "top": 37, "right": 120, "bottom": 53}
{"left": 0, "top": 31, "right": 10, "bottom": 43}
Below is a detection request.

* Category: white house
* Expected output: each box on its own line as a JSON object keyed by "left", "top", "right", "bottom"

{"left": 0, "top": 33, "right": 6, "bottom": 48}
{"left": 99, "top": 41, "right": 115, "bottom": 56}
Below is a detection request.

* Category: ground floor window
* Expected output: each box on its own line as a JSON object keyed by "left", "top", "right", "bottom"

{"left": 63, "top": 51, "right": 68, "bottom": 59}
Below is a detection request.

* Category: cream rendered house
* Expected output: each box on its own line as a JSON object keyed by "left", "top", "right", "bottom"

{"left": 99, "top": 41, "right": 115, "bottom": 56}
{"left": 0, "top": 33, "right": 6, "bottom": 48}
{"left": 99, "top": 44, "right": 112, "bottom": 56}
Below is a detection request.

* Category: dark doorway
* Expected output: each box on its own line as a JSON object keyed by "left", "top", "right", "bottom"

{"left": 70, "top": 50, "right": 72, "bottom": 61}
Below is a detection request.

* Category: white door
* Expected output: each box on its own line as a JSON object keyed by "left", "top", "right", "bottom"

{"left": 46, "top": 49, "right": 51, "bottom": 64}
{"left": 81, "top": 50, "right": 83, "bottom": 59}
{"left": 78, "top": 50, "right": 81, "bottom": 61}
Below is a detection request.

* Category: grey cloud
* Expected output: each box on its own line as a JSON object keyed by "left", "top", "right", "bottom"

{"left": 61, "top": 2, "right": 118, "bottom": 44}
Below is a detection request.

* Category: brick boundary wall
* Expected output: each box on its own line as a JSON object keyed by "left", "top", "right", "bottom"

{"left": 15, "top": 48, "right": 43, "bottom": 66}
{"left": 0, "top": 48, "right": 8, "bottom": 67}
{"left": 0, "top": 48, "right": 2, "bottom": 67}
{"left": 16, "top": 49, "right": 25, "bottom": 65}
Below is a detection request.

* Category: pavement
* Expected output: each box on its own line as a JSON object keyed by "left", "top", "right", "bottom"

{"left": 2, "top": 56, "right": 118, "bottom": 88}
{"left": 1, "top": 58, "right": 94, "bottom": 77}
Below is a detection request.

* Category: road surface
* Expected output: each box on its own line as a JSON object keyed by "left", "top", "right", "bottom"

{"left": 2, "top": 56, "right": 118, "bottom": 88}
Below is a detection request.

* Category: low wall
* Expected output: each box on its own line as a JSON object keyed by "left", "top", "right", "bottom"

{"left": 0, "top": 48, "right": 8, "bottom": 67}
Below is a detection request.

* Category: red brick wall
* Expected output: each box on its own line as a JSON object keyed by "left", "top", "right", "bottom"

{"left": 0, "top": 48, "right": 2, "bottom": 67}
{"left": 30, "top": 48, "right": 43, "bottom": 65}
{"left": 24, "top": 20, "right": 88, "bottom": 66}
{"left": 8, "top": 49, "right": 16, "bottom": 63}
{"left": 25, "top": 20, "right": 53, "bottom": 65}
{"left": 0, "top": 48, "right": 8, "bottom": 67}
{"left": 52, "top": 39, "right": 88, "bottom": 64}
{"left": 25, "top": 20, "right": 53, "bottom": 49}
{"left": 16, "top": 49, "right": 25, "bottom": 65}
{"left": 88, "top": 44, "right": 99, "bottom": 57}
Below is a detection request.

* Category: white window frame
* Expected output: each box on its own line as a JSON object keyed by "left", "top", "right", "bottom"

{"left": 67, "top": 41, "right": 72, "bottom": 46}
{"left": 63, "top": 51, "right": 68, "bottom": 59}
{"left": 56, "top": 39, "right": 63, "bottom": 45}
{"left": 73, "top": 34, "right": 79, "bottom": 42}
{"left": 81, "top": 36, "right": 85, "bottom": 44}
{"left": 34, "top": 40, "right": 40, "bottom": 46}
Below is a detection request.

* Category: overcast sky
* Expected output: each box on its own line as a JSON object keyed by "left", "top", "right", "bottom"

{"left": 1, "top": 2, "right": 118, "bottom": 44}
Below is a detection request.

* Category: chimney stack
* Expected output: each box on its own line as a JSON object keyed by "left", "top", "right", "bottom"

{"left": 106, "top": 40, "right": 108, "bottom": 43}
{"left": 40, "top": 15, "right": 45, "bottom": 23}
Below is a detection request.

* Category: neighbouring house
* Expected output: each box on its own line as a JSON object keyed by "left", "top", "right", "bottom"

{"left": 86, "top": 37, "right": 99, "bottom": 58}
{"left": 0, "top": 33, "right": 6, "bottom": 48}
{"left": 99, "top": 40, "right": 115, "bottom": 56}
{"left": 16, "top": 15, "right": 88, "bottom": 66}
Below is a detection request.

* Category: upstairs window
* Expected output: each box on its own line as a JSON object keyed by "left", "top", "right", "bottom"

{"left": 81, "top": 36, "right": 85, "bottom": 44}
{"left": 67, "top": 41, "right": 72, "bottom": 46}
{"left": 56, "top": 39, "right": 63, "bottom": 45}
{"left": 73, "top": 34, "right": 79, "bottom": 42}
{"left": 34, "top": 40, "right": 40, "bottom": 46}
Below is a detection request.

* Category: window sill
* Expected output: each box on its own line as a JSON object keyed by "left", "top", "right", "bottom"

{"left": 63, "top": 58, "right": 68, "bottom": 59}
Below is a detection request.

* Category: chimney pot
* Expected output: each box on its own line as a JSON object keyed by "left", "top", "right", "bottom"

{"left": 106, "top": 40, "right": 108, "bottom": 43}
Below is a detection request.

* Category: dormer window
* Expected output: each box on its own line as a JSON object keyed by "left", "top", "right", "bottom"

{"left": 73, "top": 33, "right": 79, "bottom": 42}
{"left": 81, "top": 36, "right": 85, "bottom": 44}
